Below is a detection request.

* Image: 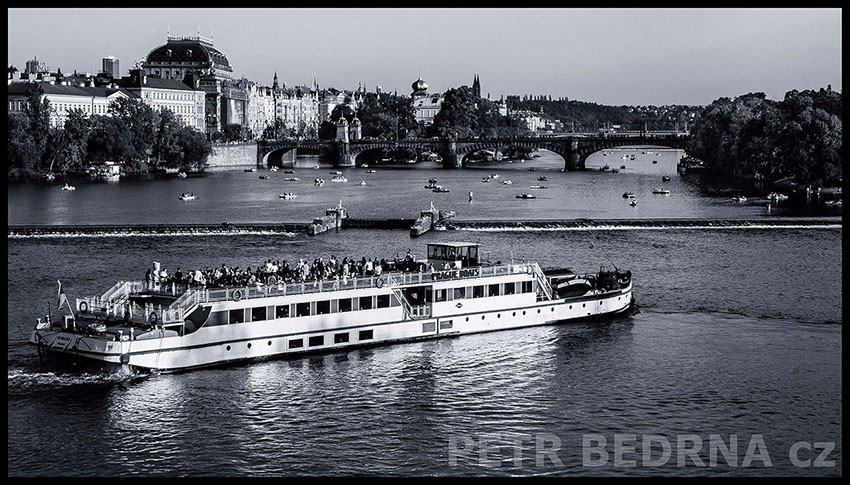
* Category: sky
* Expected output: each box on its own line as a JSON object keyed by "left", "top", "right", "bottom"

{"left": 7, "top": 8, "right": 842, "bottom": 106}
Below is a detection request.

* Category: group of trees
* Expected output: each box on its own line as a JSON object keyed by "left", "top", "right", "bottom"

{"left": 688, "top": 88, "right": 842, "bottom": 185}
{"left": 317, "top": 92, "right": 418, "bottom": 141}
{"left": 430, "top": 86, "right": 524, "bottom": 139}
{"left": 8, "top": 85, "right": 212, "bottom": 179}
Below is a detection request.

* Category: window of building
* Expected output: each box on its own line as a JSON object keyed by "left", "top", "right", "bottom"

{"left": 309, "top": 335, "right": 324, "bottom": 347}
{"left": 229, "top": 309, "right": 245, "bottom": 324}
{"left": 289, "top": 338, "right": 303, "bottom": 349}
{"left": 251, "top": 306, "right": 267, "bottom": 322}
{"left": 377, "top": 294, "right": 390, "bottom": 308}
{"left": 472, "top": 285, "right": 485, "bottom": 298}
{"left": 334, "top": 333, "right": 349, "bottom": 344}
{"left": 488, "top": 284, "right": 500, "bottom": 297}
{"left": 275, "top": 305, "right": 290, "bottom": 319}
{"left": 316, "top": 300, "right": 331, "bottom": 315}
{"left": 296, "top": 302, "right": 311, "bottom": 317}
{"left": 359, "top": 329, "right": 373, "bottom": 341}
{"left": 453, "top": 287, "right": 466, "bottom": 300}
{"left": 359, "top": 296, "right": 373, "bottom": 310}
{"left": 504, "top": 283, "right": 517, "bottom": 295}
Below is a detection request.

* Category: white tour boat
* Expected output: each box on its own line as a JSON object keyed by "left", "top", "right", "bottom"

{"left": 29, "top": 242, "right": 634, "bottom": 372}
{"left": 331, "top": 175, "right": 348, "bottom": 183}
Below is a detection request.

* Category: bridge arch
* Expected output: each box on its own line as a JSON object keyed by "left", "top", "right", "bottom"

{"left": 574, "top": 136, "right": 692, "bottom": 167}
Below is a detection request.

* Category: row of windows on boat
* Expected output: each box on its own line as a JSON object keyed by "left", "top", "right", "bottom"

{"left": 209, "top": 281, "right": 535, "bottom": 326}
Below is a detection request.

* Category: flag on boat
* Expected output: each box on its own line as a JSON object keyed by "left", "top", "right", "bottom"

{"left": 57, "top": 279, "right": 70, "bottom": 312}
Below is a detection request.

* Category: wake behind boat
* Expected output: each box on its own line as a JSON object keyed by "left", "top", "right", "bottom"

{"left": 29, "top": 242, "right": 634, "bottom": 372}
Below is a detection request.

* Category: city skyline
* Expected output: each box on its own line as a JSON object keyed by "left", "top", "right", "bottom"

{"left": 7, "top": 8, "right": 842, "bottom": 106}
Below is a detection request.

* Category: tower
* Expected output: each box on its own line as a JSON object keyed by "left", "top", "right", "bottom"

{"left": 350, "top": 112, "right": 362, "bottom": 141}
{"left": 336, "top": 114, "right": 349, "bottom": 143}
{"left": 472, "top": 74, "right": 481, "bottom": 98}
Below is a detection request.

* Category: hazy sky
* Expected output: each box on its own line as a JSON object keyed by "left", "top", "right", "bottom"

{"left": 7, "top": 8, "right": 842, "bottom": 105}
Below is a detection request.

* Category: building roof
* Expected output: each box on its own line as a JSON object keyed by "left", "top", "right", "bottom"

{"left": 7, "top": 82, "right": 137, "bottom": 99}
{"left": 120, "top": 74, "right": 198, "bottom": 92}
{"left": 145, "top": 37, "right": 232, "bottom": 72}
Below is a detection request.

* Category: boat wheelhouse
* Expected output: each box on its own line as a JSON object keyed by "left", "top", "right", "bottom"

{"left": 30, "top": 242, "right": 634, "bottom": 372}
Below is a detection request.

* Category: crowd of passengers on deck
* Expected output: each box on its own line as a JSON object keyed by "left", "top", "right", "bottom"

{"left": 143, "top": 251, "right": 457, "bottom": 290}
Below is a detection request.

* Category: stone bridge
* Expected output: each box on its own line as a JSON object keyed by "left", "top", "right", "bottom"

{"left": 259, "top": 132, "right": 693, "bottom": 170}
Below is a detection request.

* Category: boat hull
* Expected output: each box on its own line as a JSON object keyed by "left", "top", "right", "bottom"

{"left": 29, "top": 288, "right": 633, "bottom": 372}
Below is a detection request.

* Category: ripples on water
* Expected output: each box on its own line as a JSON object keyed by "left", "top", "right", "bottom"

{"left": 7, "top": 224, "right": 842, "bottom": 476}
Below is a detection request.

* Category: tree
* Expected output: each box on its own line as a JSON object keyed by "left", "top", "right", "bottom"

{"left": 108, "top": 97, "right": 158, "bottom": 170}
{"left": 87, "top": 115, "right": 134, "bottom": 164}
{"left": 51, "top": 108, "right": 91, "bottom": 173}
{"left": 431, "top": 86, "right": 479, "bottom": 139}
{"left": 175, "top": 126, "right": 212, "bottom": 171}
{"left": 8, "top": 113, "right": 37, "bottom": 176}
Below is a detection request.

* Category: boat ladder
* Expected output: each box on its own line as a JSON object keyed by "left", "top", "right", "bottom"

{"left": 385, "top": 275, "right": 429, "bottom": 320}
{"left": 529, "top": 263, "right": 554, "bottom": 301}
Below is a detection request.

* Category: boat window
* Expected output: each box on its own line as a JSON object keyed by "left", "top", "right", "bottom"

{"left": 309, "top": 335, "right": 324, "bottom": 347}
{"left": 359, "top": 329, "right": 373, "bottom": 341}
{"left": 440, "top": 320, "right": 453, "bottom": 330}
{"left": 296, "top": 302, "right": 310, "bottom": 317}
{"left": 206, "top": 311, "right": 228, "bottom": 327}
{"left": 338, "top": 298, "right": 353, "bottom": 312}
{"left": 275, "top": 305, "right": 290, "bottom": 319}
{"left": 469, "top": 247, "right": 478, "bottom": 260}
{"left": 488, "top": 284, "right": 500, "bottom": 297}
{"left": 504, "top": 283, "right": 517, "bottom": 295}
{"left": 289, "top": 338, "right": 303, "bottom": 349}
{"left": 522, "top": 281, "right": 534, "bottom": 293}
{"left": 434, "top": 289, "right": 447, "bottom": 302}
{"left": 453, "top": 287, "right": 466, "bottom": 300}
{"left": 251, "top": 306, "right": 267, "bottom": 322}
{"left": 229, "top": 309, "right": 245, "bottom": 324}
{"left": 377, "top": 294, "right": 390, "bottom": 308}
{"left": 359, "top": 296, "right": 373, "bottom": 310}
{"left": 472, "top": 285, "right": 485, "bottom": 298}
{"left": 316, "top": 300, "right": 331, "bottom": 315}
{"left": 439, "top": 246, "right": 447, "bottom": 258}
{"left": 448, "top": 247, "right": 457, "bottom": 259}
{"left": 334, "top": 333, "right": 349, "bottom": 344}
{"left": 422, "top": 322, "right": 436, "bottom": 333}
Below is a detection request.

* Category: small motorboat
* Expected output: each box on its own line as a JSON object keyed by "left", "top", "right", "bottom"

{"left": 432, "top": 186, "right": 449, "bottom": 193}
{"left": 61, "top": 183, "right": 76, "bottom": 191}
{"left": 284, "top": 177, "right": 300, "bottom": 181}
{"left": 731, "top": 196, "right": 747, "bottom": 203}
{"left": 314, "top": 178, "right": 325, "bottom": 186}
{"left": 537, "top": 176, "right": 548, "bottom": 181}
{"left": 622, "top": 192, "right": 636, "bottom": 199}
{"left": 312, "top": 165, "right": 320, "bottom": 170}
{"left": 825, "top": 199, "right": 842, "bottom": 207}
{"left": 599, "top": 165, "right": 610, "bottom": 172}
{"left": 284, "top": 170, "right": 295, "bottom": 174}
{"left": 331, "top": 175, "right": 347, "bottom": 183}
{"left": 652, "top": 188, "right": 671, "bottom": 195}
{"left": 652, "top": 160, "right": 658, "bottom": 164}
{"left": 528, "top": 167, "right": 537, "bottom": 171}
{"left": 489, "top": 173, "right": 501, "bottom": 179}
{"left": 516, "top": 193, "right": 536, "bottom": 199}
{"left": 259, "top": 175, "right": 270, "bottom": 179}
{"left": 358, "top": 181, "right": 367, "bottom": 186}
{"left": 529, "top": 184, "right": 548, "bottom": 189}
{"left": 360, "top": 164, "right": 369, "bottom": 168}
{"left": 270, "top": 167, "right": 279, "bottom": 172}
{"left": 630, "top": 199, "right": 638, "bottom": 207}
{"left": 425, "top": 183, "right": 439, "bottom": 189}
{"left": 177, "top": 171, "right": 188, "bottom": 179}
{"left": 620, "top": 165, "right": 626, "bottom": 169}
{"left": 279, "top": 193, "right": 297, "bottom": 199}
{"left": 611, "top": 169, "right": 619, "bottom": 173}
{"left": 767, "top": 192, "right": 788, "bottom": 200}
{"left": 502, "top": 180, "right": 513, "bottom": 185}
{"left": 428, "top": 178, "right": 438, "bottom": 184}
{"left": 481, "top": 177, "right": 491, "bottom": 183}
{"left": 179, "top": 192, "right": 197, "bottom": 201}
{"left": 330, "top": 171, "right": 342, "bottom": 175}
{"left": 366, "top": 169, "right": 377, "bottom": 173}
{"left": 244, "top": 167, "right": 257, "bottom": 172}
{"left": 662, "top": 175, "right": 671, "bottom": 182}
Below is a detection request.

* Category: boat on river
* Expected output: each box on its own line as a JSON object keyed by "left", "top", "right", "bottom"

{"left": 622, "top": 192, "right": 636, "bottom": 199}
{"left": 62, "top": 183, "right": 76, "bottom": 191}
{"left": 432, "top": 186, "right": 449, "bottom": 193}
{"left": 178, "top": 192, "right": 197, "bottom": 201}
{"left": 29, "top": 242, "right": 634, "bottom": 371}
{"left": 410, "top": 202, "right": 455, "bottom": 237}
{"left": 516, "top": 193, "right": 536, "bottom": 199}
{"left": 279, "top": 193, "right": 297, "bottom": 199}
{"left": 331, "top": 175, "right": 348, "bottom": 183}
{"left": 284, "top": 177, "right": 300, "bottom": 182}
{"left": 652, "top": 188, "right": 671, "bottom": 195}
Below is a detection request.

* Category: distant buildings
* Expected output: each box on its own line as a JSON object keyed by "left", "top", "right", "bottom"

{"left": 7, "top": 81, "right": 133, "bottom": 128}
{"left": 411, "top": 77, "right": 442, "bottom": 125}
{"left": 101, "top": 55, "right": 119, "bottom": 79}
{"left": 121, "top": 69, "right": 206, "bottom": 132}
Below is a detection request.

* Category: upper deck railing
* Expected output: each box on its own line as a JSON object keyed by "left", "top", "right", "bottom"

{"left": 87, "top": 263, "right": 543, "bottom": 307}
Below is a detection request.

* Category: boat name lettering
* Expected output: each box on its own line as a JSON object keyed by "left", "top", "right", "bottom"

{"left": 432, "top": 269, "right": 480, "bottom": 281}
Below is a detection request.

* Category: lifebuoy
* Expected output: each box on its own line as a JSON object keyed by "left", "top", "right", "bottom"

{"left": 79, "top": 301, "right": 89, "bottom": 313}
{"left": 232, "top": 289, "right": 243, "bottom": 301}
{"left": 150, "top": 311, "right": 158, "bottom": 323}
{"left": 376, "top": 278, "right": 385, "bottom": 288}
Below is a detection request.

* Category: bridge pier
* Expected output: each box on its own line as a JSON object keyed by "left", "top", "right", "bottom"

{"left": 440, "top": 140, "right": 461, "bottom": 169}
{"left": 337, "top": 142, "right": 355, "bottom": 167}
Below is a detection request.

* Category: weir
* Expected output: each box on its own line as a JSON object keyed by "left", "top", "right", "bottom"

{"left": 7, "top": 217, "right": 841, "bottom": 238}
